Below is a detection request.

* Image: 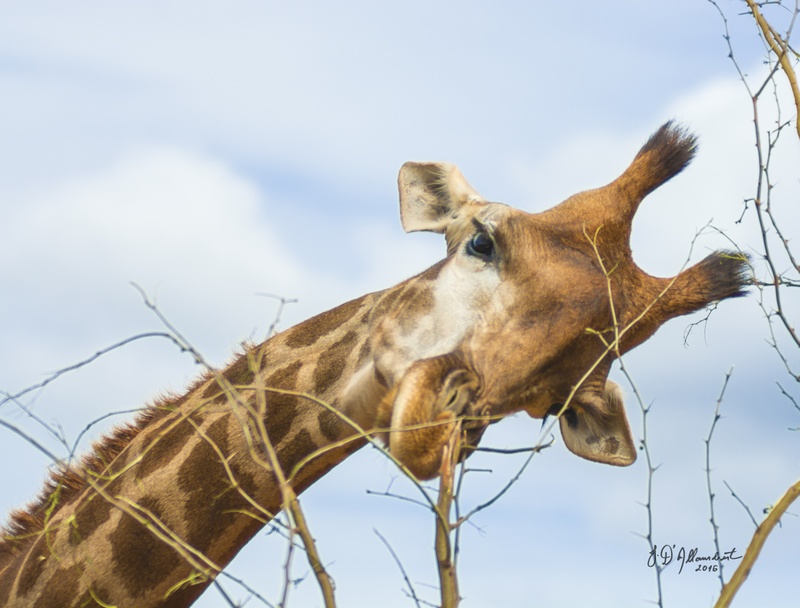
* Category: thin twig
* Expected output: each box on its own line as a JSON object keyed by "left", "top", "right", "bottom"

{"left": 365, "top": 488, "right": 431, "bottom": 510}
{"left": 705, "top": 367, "right": 735, "bottom": 590}
{"left": 212, "top": 579, "right": 240, "bottom": 608}
{"left": 69, "top": 409, "right": 146, "bottom": 457}
{"left": 374, "top": 529, "right": 423, "bottom": 608}
{"left": 0, "top": 331, "right": 186, "bottom": 408}
{"left": 618, "top": 361, "right": 663, "bottom": 608}
{"left": 218, "top": 569, "right": 278, "bottom": 607}
{"left": 723, "top": 480, "right": 760, "bottom": 529}
{"left": 131, "top": 283, "right": 211, "bottom": 366}
{"left": 256, "top": 293, "right": 299, "bottom": 338}
{"left": 458, "top": 444, "right": 543, "bottom": 524}
{"left": 470, "top": 443, "right": 553, "bottom": 455}
{"left": 776, "top": 382, "right": 800, "bottom": 413}
{"left": 0, "top": 418, "right": 63, "bottom": 464}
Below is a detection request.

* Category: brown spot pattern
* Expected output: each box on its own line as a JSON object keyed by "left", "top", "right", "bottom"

{"left": 0, "top": 406, "right": 173, "bottom": 571}
{"left": 31, "top": 564, "right": 82, "bottom": 608}
{"left": 201, "top": 352, "right": 259, "bottom": 402}
{"left": 111, "top": 495, "right": 178, "bottom": 597}
{"left": 137, "top": 416, "right": 196, "bottom": 480}
{"left": 312, "top": 330, "right": 358, "bottom": 395}
{"left": 265, "top": 394, "right": 298, "bottom": 447}
{"left": 423, "top": 258, "right": 446, "bottom": 280}
{"left": 0, "top": 565, "right": 11, "bottom": 606}
{"left": 398, "top": 286, "right": 434, "bottom": 331}
{"left": 69, "top": 488, "right": 116, "bottom": 548}
{"left": 201, "top": 378, "right": 222, "bottom": 401}
{"left": 204, "top": 416, "right": 231, "bottom": 455}
{"left": 284, "top": 295, "right": 367, "bottom": 348}
{"left": 395, "top": 284, "right": 419, "bottom": 307}
{"left": 266, "top": 360, "right": 302, "bottom": 390}
{"left": 177, "top": 418, "right": 257, "bottom": 555}
{"left": 371, "top": 286, "right": 403, "bottom": 320}
{"left": 154, "top": 579, "right": 210, "bottom": 607}
{"left": 224, "top": 512, "right": 266, "bottom": 564}
{"left": 277, "top": 429, "right": 318, "bottom": 477}
{"left": 16, "top": 535, "right": 48, "bottom": 596}
{"left": 317, "top": 407, "right": 343, "bottom": 442}
{"left": 74, "top": 585, "right": 114, "bottom": 608}
{"left": 356, "top": 336, "right": 371, "bottom": 367}
{"left": 223, "top": 355, "right": 256, "bottom": 388}
{"left": 262, "top": 361, "right": 303, "bottom": 447}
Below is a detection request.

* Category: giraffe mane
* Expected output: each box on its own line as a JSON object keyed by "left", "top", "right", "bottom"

{"left": 0, "top": 393, "right": 181, "bottom": 568}
{"left": 0, "top": 341, "right": 258, "bottom": 570}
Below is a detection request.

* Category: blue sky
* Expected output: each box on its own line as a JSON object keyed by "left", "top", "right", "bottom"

{"left": 1, "top": 2, "right": 798, "bottom": 607}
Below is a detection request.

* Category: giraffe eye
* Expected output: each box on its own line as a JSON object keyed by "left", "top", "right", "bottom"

{"left": 467, "top": 231, "right": 494, "bottom": 259}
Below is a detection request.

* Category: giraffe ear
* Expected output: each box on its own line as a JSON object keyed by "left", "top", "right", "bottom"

{"left": 557, "top": 381, "right": 637, "bottom": 466}
{"left": 397, "top": 162, "right": 484, "bottom": 233}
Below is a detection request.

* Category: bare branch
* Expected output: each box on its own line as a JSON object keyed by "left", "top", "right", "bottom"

{"left": 434, "top": 420, "right": 461, "bottom": 608}
{"left": 744, "top": 0, "right": 800, "bottom": 137}
{"left": 0, "top": 331, "right": 187, "bottom": 409}
{"left": 715, "top": 479, "right": 800, "bottom": 607}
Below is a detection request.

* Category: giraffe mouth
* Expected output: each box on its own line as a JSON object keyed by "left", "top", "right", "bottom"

{"left": 458, "top": 397, "right": 493, "bottom": 455}
{"left": 460, "top": 422, "right": 490, "bottom": 458}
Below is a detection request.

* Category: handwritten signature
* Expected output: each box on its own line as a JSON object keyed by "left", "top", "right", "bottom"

{"left": 647, "top": 545, "right": 742, "bottom": 574}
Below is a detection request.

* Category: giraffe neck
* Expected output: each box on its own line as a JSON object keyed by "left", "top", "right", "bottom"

{"left": 0, "top": 291, "right": 388, "bottom": 608}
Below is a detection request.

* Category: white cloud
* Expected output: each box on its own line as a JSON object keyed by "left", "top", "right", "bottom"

{"left": 2, "top": 148, "right": 298, "bottom": 345}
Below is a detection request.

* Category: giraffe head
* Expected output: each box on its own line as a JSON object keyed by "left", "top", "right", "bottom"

{"left": 364, "top": 122, "right": 749, "bottom": 476}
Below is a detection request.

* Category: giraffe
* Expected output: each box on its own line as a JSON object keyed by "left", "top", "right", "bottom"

{"left": 0, "top": 122, "right": 749, "bottom": 607}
